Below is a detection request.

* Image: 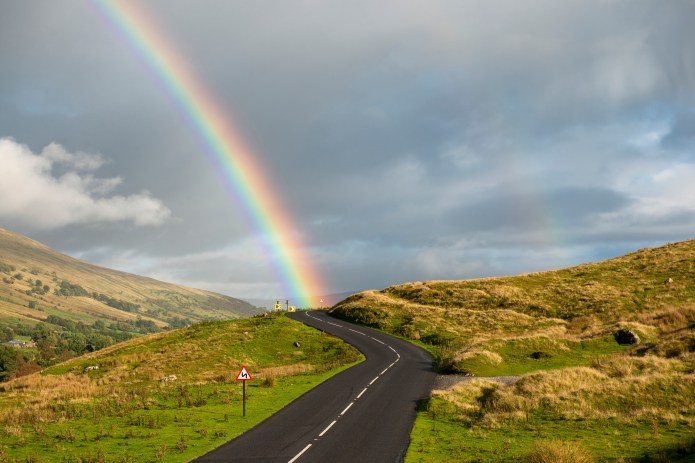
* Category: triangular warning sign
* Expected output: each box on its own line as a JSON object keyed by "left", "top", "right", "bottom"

{"left": 235, "top": 366, "right": 252, "bottom": 381}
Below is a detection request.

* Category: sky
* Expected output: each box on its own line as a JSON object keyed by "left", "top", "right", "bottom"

{"left": 1, "top": 0, "right": 694, "bottom": 307}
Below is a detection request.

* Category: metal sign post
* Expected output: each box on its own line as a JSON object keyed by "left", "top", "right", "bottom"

{"left": 235, "top": 366, "right": 253, "bottom": 417}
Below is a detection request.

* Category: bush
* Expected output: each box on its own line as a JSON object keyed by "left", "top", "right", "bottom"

{"left": 331, "top": 306, "right": 388, "bottom": 328}
{"left": 526, "top": 440, "right": 595, "bottom": 463}
{"left": 0, "top": 261, "right": 15, "bottom": 274}
{"left": 58, "top": 280, "right": 88, "bottom": 297}
{"left": 261, "top": 375, "right": 276, "bottom": 388}
{"left": 421, "top": 331, "right": 457, "bottom": 346}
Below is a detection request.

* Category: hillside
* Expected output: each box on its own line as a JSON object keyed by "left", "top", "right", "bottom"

{"left": 0, "top": 227, "right": 261, "bottom": 332}
{"left": 332, "top": 240, "right": 695, "bottom": 375}
{"left": 330, "top": 240, "right": 695, "bottom": 462}
{"left": 0, "top": 313, "right": 361, "bottom": 462}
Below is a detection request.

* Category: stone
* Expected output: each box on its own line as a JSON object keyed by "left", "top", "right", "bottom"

{"left": 293, "top": 341, "right": 301, "bottom": 348}
{"left": 614, "top": 329, "right": 640, "bottom": 345}
{"left": 160, "top": 375, "right": 177, "bottom": 382}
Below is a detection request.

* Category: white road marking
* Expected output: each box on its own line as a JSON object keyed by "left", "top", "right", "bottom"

{"left": 319, "top": 420, "right": 337, "bottom": 437}
{"left": 348, "top": 328, "right": 366, "bottom": 336}
{"left": 340, "top": 402, "right": 354, "bottom": 416}
{"left": 288, "top": 444, "right": 312, "bottom": 463}
{"left": 290, "top": 311, "right": 412, "bottom": 462}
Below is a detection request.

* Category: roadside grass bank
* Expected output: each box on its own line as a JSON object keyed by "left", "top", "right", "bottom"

{"left": 0, "top": 313, "right": 362, "bottom": 462}
{"left": 406, "top": 352, "right": 695, "bottom": 462}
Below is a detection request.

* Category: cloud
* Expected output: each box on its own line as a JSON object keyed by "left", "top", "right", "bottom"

{"left": 1, "top": 1, "right": 694, "bottom": 300}
{"left": 0, "top": 138, "right": 170, "bottom": 230}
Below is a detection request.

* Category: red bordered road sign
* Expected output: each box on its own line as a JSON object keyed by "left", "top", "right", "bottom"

{"left": 236, "top": 366, "right": 252, "bottom": 381}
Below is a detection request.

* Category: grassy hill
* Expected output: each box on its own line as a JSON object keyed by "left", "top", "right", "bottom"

{"left": 0, "top": 313, "right": 362, "bottom": 462}
{"left": 330, "top": 240, "right": 695, "bottom": 462}
{"left": 0, "top": 227, "right": 261, "bottom": 332}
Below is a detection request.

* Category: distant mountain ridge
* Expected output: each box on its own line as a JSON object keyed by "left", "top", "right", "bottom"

{"left": 0, "top": 227, "right": 262, "bottom": 330}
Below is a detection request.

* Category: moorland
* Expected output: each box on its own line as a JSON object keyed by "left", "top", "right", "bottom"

{"left": 331, "top": 240, "right": 695, "bottom": 462}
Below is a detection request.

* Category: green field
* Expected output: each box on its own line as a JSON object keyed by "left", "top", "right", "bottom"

{"left": 0, "top": 313, "right": 363, "bottom": 462}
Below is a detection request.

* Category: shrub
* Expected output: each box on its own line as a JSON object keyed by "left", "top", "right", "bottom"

{"left": 526, "top": 440, "right": 595, "bottom": 463}
{"left": 331, "top": 306, "right": 388, "bottom": 328}
{"left": 261, "top": 375, "right": 276, "bottom": 388}
{"left": 421, "top": 331, "right": 457, "bottom": 346}
{"left": 0, "top": 262, "right": 15, "bottom": 274}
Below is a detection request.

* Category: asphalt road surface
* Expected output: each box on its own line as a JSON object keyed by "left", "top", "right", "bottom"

{"left": 193, "top": 310, "right": 436, "bottom": 463}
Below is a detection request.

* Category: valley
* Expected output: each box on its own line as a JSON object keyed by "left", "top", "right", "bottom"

{"left": 0, "top": 233, "right": 693, "bottom": 462}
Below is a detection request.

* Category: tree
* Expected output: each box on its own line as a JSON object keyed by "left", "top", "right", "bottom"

{"left": 0, "top": 346, "right": 17, "bottom": 381}
{"left": 36, "top": 339, "right": 56, "bottom": 366}
{"left": 86, "top": 334, "right": 113, "bottom": 351}
{"left": 0, "top": 327, "right": 13, "bottom": 343}
{"left": 65, "top": 333, "right": 87, "bottom": 355}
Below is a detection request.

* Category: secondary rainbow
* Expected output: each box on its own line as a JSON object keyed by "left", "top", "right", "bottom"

{"left": 92, "top": 0, "right": 323, "bottom": 307}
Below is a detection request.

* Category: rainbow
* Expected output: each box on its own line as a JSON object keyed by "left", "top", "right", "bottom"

{"left": 91, "top": 0, "right": 324, "bottom": 307}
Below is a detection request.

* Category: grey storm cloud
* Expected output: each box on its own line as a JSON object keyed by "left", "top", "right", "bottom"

{"left": 447, "top": 187, "right": 633, "bottom": 233}
{"left": 1, "top": 0, "right": 694, "bottom": 303}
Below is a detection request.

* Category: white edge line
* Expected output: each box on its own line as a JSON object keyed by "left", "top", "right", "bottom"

{"left": 288, "top": 444, "right": 312, "bottom": 463}
{"left": 380, "top": 368, "right": 388, "bottom": 375}
{"left": 319, "top": 420, "right": 337, "bottom": 437}
{"left": 369, "top": 376, "right": 379, "bottom": 385}
{"left": 356, "top": 387, "right": 368, "bottom": 399}
{"left": 340, "top": 402, "right": 354, "bottom": 415}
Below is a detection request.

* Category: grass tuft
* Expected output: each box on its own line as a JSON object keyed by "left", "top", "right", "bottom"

{"left": 525, "top": 440, "right": 595, "bottom": 463}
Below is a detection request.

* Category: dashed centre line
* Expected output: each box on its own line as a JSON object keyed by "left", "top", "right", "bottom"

{"left": 288, "top": 444, "right": 312, "bottom": 463}
{"left": 287, "top": 311, "right": 403, "bottom": 463}
{"left": 319, "top": 420, "right": 337, "bottom": 437}
{"left": 340, "top": 402, "right": 354, "bottom": 416}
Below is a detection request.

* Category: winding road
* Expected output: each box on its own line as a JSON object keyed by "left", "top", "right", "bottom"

{"left": 193, "top": 310, "right": 436, "bottom": 463}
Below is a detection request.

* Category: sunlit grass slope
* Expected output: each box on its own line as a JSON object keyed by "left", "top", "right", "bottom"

{"left": 331, "top": 240, "right": 695, "bottom": 375}
{"left": 0, "top": 313, "right": 362, "bottom": 462}
{"left": 0, "top": 227, "right": 261, "bottom": 329}
{"left": 330, "top": 240, "right": 695, "bottom": 462}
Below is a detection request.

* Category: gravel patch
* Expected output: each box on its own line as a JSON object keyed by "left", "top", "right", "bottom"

{"left": 433, "top": 374, "right": 520, "bottom": 390}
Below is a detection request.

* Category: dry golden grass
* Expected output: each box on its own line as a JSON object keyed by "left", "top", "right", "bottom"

{"left": 258, "top": 363, "right": 315, "bottom": 379}
{"left": 525, "top": 440, "right": 596, "bottom": 463}
{"left": 332, "top": 240, "right": 695, "bottom": 379}
{"left": 432, "top": 351, "right": 695, "bottom": 427}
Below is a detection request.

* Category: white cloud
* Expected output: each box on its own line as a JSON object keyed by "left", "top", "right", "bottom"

{"left": 40, "top": 142, "right": 106, "bottom": 171}
{"left": 0, "top": 138, "right": 170, "bottom": 229}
